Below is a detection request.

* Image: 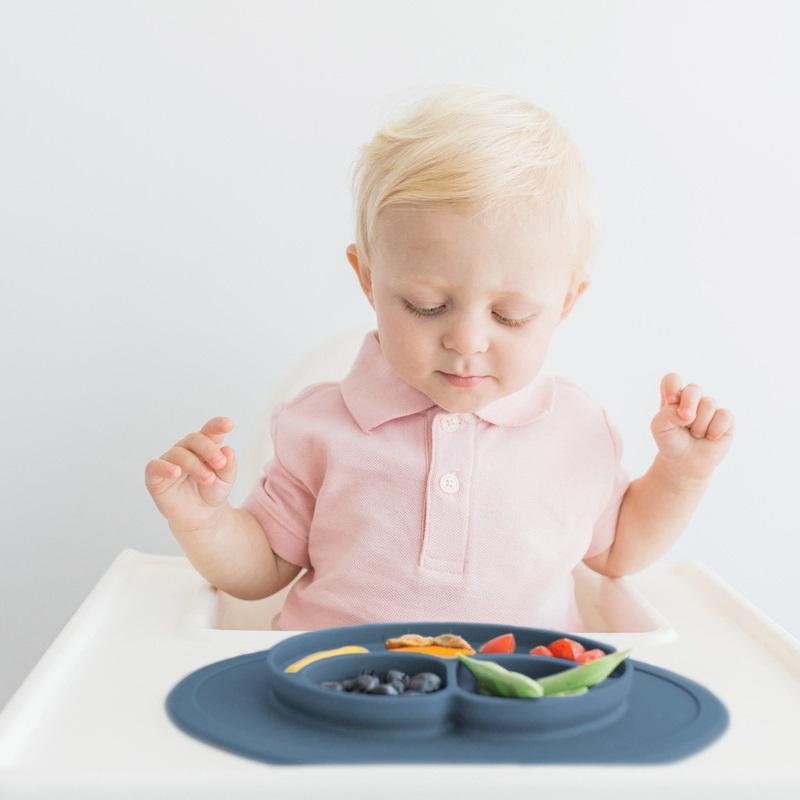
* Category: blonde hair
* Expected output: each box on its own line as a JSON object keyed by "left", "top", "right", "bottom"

{"left": 349, "top": 85, "right": 600, "bottom": 284}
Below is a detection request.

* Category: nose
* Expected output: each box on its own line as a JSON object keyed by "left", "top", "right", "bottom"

{"left": 441, "top": 311, "right": 490, "bottom": 358}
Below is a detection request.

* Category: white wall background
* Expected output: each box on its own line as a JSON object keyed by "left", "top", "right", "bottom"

{"left": 2, "top": 0, "right": 799, "bottom": 710}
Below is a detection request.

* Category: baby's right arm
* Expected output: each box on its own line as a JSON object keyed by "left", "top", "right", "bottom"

{"left": 145, "top": 416, "right": 301, "bottom": 600}
{"left": 170, "top": 502, "right": 301, "bottom": 600}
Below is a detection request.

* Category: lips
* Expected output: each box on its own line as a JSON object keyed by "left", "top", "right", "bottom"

{"left": 440, "top": 371, "right": 487, "bottom": 388}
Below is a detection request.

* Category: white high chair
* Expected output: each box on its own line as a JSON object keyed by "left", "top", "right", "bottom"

{"left": 2, "top": 325, "right": 798, "bottom": 792}
{"left": 216, "top": 324, "right": 675, "bottom": 641}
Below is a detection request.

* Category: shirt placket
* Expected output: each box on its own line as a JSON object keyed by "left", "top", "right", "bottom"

{"left": 419, "top": 410, "right": 475, "bottom": 573}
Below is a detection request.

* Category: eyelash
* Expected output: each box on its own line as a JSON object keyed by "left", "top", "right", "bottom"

{"left": 402, "top": 300, "right": 532, "bottom": 328}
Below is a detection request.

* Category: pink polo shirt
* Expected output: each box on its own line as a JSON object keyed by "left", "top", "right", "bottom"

{"left": 241, "top": 330, "right": 629, "bottom": 632}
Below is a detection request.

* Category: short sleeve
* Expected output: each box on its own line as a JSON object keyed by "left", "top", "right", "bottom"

{"left": 583, "top": 410, "right": 630, "bottom": 560}
{"left": 240, "top": 405, "right": 315, "bottom": 569}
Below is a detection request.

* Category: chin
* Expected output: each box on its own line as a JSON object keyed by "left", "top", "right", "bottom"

{"left": 435, "top": 393, "right": 484, "bottom": 413}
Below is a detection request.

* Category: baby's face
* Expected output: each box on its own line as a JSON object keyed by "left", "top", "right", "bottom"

{"left": 347, "top": 202, "right": 587, "bottom": 413}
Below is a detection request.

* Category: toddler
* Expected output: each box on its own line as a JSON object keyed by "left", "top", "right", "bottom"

{"left": 145, "top": 86, "right": 734, "bottom": 631}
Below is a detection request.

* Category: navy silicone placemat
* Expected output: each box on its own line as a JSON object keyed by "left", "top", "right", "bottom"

{"left": 166, "top": 623, "right": 729, "bottom": 765}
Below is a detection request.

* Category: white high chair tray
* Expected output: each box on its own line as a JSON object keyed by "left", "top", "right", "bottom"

{"left": 0, "top": 549, "right": 798, "bottom": 799}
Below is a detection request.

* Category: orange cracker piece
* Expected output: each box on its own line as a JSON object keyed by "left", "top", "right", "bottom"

{"left": 390, "top": 644, "right": 476, "bottom": 658}
{"left": 433, "top": 633, "right": 473, "bottom": 650}
{"left": 385, "top": 634, "right": 436, "bottom": 649}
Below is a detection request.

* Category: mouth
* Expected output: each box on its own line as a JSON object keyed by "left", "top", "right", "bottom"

{"left": 438, "top": 371, "right": 487, "bottom": 388}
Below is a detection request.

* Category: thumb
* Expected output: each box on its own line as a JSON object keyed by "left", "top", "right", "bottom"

{"left": 651, "top": 403, "right": 687, "bottom": 438}
{"left": 659, "top": 372, "right": 683, "bottom": 408}
{"left": 214, "top": 445, "right": 237, "bottom": 483}
{"left": 198, "top": 446, "right": 237, "bottom": 506}
{"left": 145, "top": 458, "right": 182, "bottom": 496}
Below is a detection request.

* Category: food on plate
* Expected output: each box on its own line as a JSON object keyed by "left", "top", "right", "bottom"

{"left": 384, "top": 632, "right": 475, "bottom": 657}
{"left": 321, "top": 668, "right": 443, "bottom": 695}
{"left": 547, "top": 687, "right": 589, "bottom": 697}
{"left": 478, "top": 633, "right": 516, "bottom": 654}
{"left": 384, "top": 644, "right": 472, "bottom": 658}
{"left": 457, "top": 655, "right": 544, "bottom": 698}
{"left": 528, "top": 638, "right": 607, "bottom": 664}
{"left": 536, "top": 648, "right": 632, "bottom": 696}
{"left": 576, "top": 648, "right": 605, "bottom": 665}
{"left": 385, "top": 633, "right": 473, "bottom": 650}
{"left": 458, "top": 648, "right": 632, "bottom": 699}
{"left": 430, "top": 633, "right": 472, "bottom": 649}
{"left": 547, "top": 638, "right": 586, "bottom": 660}
{"left": 475, "top": 634, "right": 605, "bottom": 663}
{"left": 284, "top": 645, "right": 369, "bottom": 673}
{"left": 385, "top": 634, "right": 436, "bottom": 648}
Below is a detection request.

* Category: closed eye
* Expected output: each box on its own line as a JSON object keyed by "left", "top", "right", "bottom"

{"left": 401, "top": 300, "right": 534, "bottom": 328}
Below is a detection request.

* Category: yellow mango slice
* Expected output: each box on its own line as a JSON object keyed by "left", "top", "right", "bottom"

{"left": 284, "top": 645, "right": 369, "bottom": 673}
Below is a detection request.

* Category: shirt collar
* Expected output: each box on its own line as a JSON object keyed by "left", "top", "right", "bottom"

{"left": 340, "top": 330, "right": 555, "bottom": 433}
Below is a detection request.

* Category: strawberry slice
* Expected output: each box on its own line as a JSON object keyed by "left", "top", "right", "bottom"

{"left": 576, "top": 648, "right": 605, "bottom": 665}
{"left": 548, "top": 638, "right": 586, "bottom": 661}
{"left": 529, "top": 645, "right": 553, "bottom": 656}
{"left": 478, "top": 633, "right": 516, "bottom": 654}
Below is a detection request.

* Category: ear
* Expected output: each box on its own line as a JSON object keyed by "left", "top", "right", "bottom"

{"left": 346, "top": 244, "right": 375, "bottom": 307}
{"left": 559, "top": 276, "right": 590, "bottom": 321}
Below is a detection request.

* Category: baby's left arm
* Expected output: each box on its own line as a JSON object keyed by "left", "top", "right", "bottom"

{"left": 599, "top": 373, "right": 735, "bottom": 577}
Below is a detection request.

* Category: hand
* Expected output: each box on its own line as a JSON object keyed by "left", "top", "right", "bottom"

{"left": 144, "top": 417, "right": 238, "bottom": 534}
{"left": 651, "top": 374, "right": 735, "bottom": 481}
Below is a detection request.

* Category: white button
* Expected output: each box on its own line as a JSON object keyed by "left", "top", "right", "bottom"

{"left": 440, "top": 414, "right": 461, "bottom": 432}
{"left": 439, "top": 473, "right": 460, "bottom": 493}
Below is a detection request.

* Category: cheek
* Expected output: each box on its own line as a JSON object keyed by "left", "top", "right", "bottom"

{"left": 501, "top": 328, "right": 551, "bottom": 376}
{"left": 376, "top": 306, "right": 431, "bottom": 367}
{"left": 383, "top": 305, "right": 419, "bottom": 344}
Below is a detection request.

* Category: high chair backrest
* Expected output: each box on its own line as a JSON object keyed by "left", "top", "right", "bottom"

{"left": 246, "top": 324, "right": 373, "bottom": 489}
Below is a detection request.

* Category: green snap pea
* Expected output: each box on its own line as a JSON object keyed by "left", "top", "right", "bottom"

{"left": 459, "top": 648, "right": 632, "bottom": 700}
{"left": 547, "top": 687, "right": 589, "bottom": 697}
{"left": 536, "top": 648, "right": 632, "bottom": 696}
{"left": 457, "top": 655, "right": 544, "bottom": 698}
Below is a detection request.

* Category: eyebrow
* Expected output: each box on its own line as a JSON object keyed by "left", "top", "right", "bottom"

{"left": 400, "top": 279, "right": 539, "bottom": 303}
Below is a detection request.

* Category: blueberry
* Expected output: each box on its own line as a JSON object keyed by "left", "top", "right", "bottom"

{"left": 341, "top": 678, "right": 357, "bottom": 691}
{"left": 320, "top": 681, "right": 344, "bottom": 691}
{"left": 367, "top": 683, "right": 399, "bottom": 695}
{"left": 353, "top": 674, "right": 380, "bottom": 692}
{"left": 409, "top": 672, "right": 442, "bottom": 693}
{"left": 386, "top": 669, "right": 410, "bottom": 688}
{"left": 386, "top": 679, "right": 406, "bottom": 694}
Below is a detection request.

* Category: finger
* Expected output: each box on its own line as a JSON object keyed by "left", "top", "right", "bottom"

{"left": 660, "top": 373, "right": 683, "bottom": 407}
{"left": 214, "top": 445, "right": 237, "bottom": 483}
{"left": 689, "top": 396, "right": 716, "bottom": 438}
{"left": 677, "top": 383, "right": 702, "bottom": 423}
{"left": 706, "top": 408, "right": 735, "bottom": 440}
{"left": 651, "top": 403, "right": 683, "bottom": 436}
{"left": 162, "top": 445, "right": 219, "bottom": 485}
{"left": 145, "top": 458, "right": 182, "bottom": 492}
{"left": 176, "top": 431, "right": 229, "bottom": 471}
{"left": 200, "top": 416, "right": 234, "bottom": 445}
